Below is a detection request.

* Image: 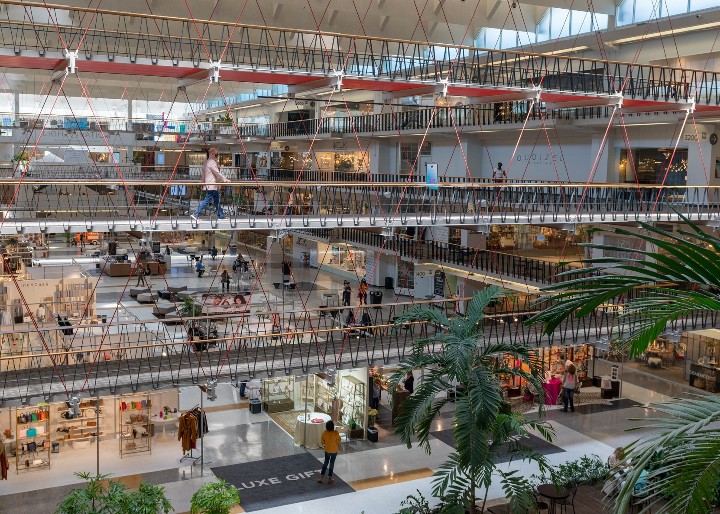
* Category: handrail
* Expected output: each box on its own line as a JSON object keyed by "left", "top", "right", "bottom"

{"left": 0, "top": 0, "right": 710, "bottom": 73}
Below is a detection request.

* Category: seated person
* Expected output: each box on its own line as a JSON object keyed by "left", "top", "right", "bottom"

{"left": 633, "top": 469, "right": 649, "bottom": 496}
{"left": 608, "top": 447, "right": 626, "bottom": 468}
{"left": 195, "top": 260, "right": 205, "bottom": 277}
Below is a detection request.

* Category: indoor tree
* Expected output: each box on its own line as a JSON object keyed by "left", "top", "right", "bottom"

{"left": 530, "top": 217, "right": 720, "bottom": 514}
{"left": 55, "top": 472, "right": 173, "bottom": 514}
{"left": 391, "top": 286, "right": 554, "bottom": 513}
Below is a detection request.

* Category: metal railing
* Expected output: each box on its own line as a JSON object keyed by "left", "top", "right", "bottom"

{"left": 0, "top": 179, "right": 713, "bottom": 231}
{"left": 334, "top": 227, "right": 593, "bottom": 285}
{"left": 0, "top": 289, "right": 716, "bottom": 403}
{"left": 0, "top": 2, "right": 716, "bottom": 105}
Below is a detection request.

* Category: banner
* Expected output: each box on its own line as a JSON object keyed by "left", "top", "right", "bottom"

{"left": 426, "top": 162, "right": 438, "bottom": 190}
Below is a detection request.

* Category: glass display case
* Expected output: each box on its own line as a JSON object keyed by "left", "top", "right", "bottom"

{"left": 261, "top": 376, "right": 295, "bottom": 413}
{"left": 118, "top": 393, "right": 152, "bottom": 457}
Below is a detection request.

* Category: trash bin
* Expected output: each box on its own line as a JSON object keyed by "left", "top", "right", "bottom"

{"left": 249, "top": 399, "right": 262, "bottom": 414}
{"left": 610, "top": 380, "right": 621, "bottom": 398}
{"left": 229, "top": 244, "right": 238, "bottom": 256}
{"left": 370, "top": 290, "right": 383, "bottom": 305}
{"left": 366, "top": 426, "right": 378, "bottom": 443}
{"left": 592, "top": 376, "right": 602, "bottom": 388}
{"left": 385, "top": 277, "right": 394, "bottom": 289}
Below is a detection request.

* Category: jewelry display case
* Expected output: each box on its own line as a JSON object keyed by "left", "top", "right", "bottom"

{"left": 262, "top": 376, "right": 295, "bottom": 413}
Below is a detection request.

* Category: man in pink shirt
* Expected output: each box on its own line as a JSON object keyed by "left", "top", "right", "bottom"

{"left": 191, "top": 148, "right": 230, "bottom": 221}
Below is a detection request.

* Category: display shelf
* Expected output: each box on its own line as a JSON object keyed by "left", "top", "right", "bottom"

{"left": 262, "top": 376, "right": 295, "bottom": 413}
{"left": 14, "top": 405, "right": 50, "bottom": 473}
{"left": 340, "top": 375, "right": 366, "bottom": 433}
{"left": 118, "top": 394, "right": 152, "bottom": 457}
{"left": 52, "top": 398, "right": 106, "bottom": 448}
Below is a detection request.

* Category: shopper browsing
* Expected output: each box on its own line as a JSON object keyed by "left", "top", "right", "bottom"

{"left": 190, "top": 148, "right": 230, "bottom": 221}
{"left": 358, "top": 278, "right": 368, "bottom": 305}
{"left": 342, "top": 281, "right": 352, "bottom": 307}
{"left": 317, "top": 420, "right": 342, "bottom": 485}
{"left": 562, "top": 363, "right": 577, "bottom": 413}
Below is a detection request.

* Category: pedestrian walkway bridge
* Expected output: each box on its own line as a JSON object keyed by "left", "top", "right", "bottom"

{"left": 0, "top": 177, "right": 717, "bottom": 234}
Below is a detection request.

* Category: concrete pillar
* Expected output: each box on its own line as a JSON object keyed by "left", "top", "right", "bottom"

{"left": 588, "top": 131, "right": 612, "bottom": 183}
{"left": 686, "top": 124, "right": 713, "bottom": 187}
{"left": 13, "top": 92, "right": 19, "bottom": 120}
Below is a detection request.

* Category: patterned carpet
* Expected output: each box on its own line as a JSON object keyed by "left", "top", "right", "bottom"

{"left": 268, "top": 409, "right": 308, "bottom": 438}
{"left": 513, "top": 390, "right": 613, "bottom": 415}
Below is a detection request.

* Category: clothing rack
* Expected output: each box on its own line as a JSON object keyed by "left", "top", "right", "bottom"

{"left": 178, "top": 404, "right": 206, "bottom": 467}
{"left": 180, "top": 448, "right": 201, "bottom": 465}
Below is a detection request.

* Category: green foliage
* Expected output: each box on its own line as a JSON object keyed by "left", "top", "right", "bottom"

{"left": 527, "top": 217, "right": 720, "bottom": 513}
{"left": 396, "top": 489, "right": 433, "bottom": 514}
{"left": 180, "top": 297, "right": 202, "bottom": 318}
{"left": 55, "top": 472, "right": 173, "bottom": 514}
{"left": 530, "top": 455, "right": 609, "bottom": 488}
{"left": 391, "top": 287, "right": 554, "bottom": 513}
{"left": 530, "top": 216, "right": 720, "bottom": 358}
{"left": 190, "top": 479, "right": 240, "bottom": 514}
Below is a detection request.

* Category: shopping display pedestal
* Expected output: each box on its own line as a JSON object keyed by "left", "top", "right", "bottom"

{"left": 610, "top": 380, "right": 621, "bottom": 398}
{"left": 366, "top": 427, "right": 378, "bottom": 443}
{"left": 249, "top": 399, "right": 262, "bottom": 414}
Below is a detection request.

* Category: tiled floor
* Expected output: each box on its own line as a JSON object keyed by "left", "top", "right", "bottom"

{"left": 0, "top": 242, "right": 703, "bottom": 513}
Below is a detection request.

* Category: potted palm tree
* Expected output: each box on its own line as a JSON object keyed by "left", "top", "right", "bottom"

{"left": 190, "top": 478, "right": 240, "bottom": 514}
{"left": 391, "top": 287, "right": 554, "bottom": 513}
{"left": 530, "top": 216, "right": 720, "bottom": 513}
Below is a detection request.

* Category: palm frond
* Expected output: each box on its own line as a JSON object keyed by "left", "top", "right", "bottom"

{"left": 393, "top": 306, "right": 451, "bottom": 332}
{"left": 530, "top": 218, "right": 720, "bottom": 356}
{"left": 391, "top": 366, "right": 451, "bottom": 451}
{"left": 498, "top": 470, "right": 541, "bottom": 514}
{"left": 614, "top": 395, "right": 720, "bottom": 514}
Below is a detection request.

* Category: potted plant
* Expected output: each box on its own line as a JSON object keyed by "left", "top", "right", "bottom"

{"left": 367, "top": 408, "right": 378, "bottom": 427}
{"left": 56, "top": 472, "right": 173, "bottom": 514}
{"left": 190, "top": 478, "right": 240, "bottom": 514}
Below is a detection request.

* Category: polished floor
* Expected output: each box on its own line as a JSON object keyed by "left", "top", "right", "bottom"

{"left": 0, "top": 242, "right": 696, "bottom": 512}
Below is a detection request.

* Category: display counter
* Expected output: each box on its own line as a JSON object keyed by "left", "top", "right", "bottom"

{"left": 102, "top": 262, "right": 132, "bottom": 277}
{"left": 689, "top": 362, "right": 720, "bottom": 392}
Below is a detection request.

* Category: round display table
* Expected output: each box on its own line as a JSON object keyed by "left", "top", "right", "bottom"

{"left": 293, "top": 412, "right": 331, "bottom": 449}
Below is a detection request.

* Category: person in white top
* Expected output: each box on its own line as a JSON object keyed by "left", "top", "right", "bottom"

{"left": 191, "top": 148, "right": 230, "bottom": 221}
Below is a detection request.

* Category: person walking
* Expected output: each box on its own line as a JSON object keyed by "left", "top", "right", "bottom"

{"left": 317, "top": 420, "right": 342, "bottom": 485}
{"left": 221, "top": 269, "right": 230, "bottom": 292}
{"left": 492, "top": 162, "right": 505, "bottom": 181}
{"left": 562, "top": 363, "right": 577, "bottom": 413}
{"left": 165, "top": 245, "right": 171, "bottom": 255}
{"left": 357, "top": 278, "right": 368, "bottom": 305}
{"left": 190, "top": 148, "right": 230, "bottom": 221}
{"left": 210, "top": 246, "right": 218, "bottom": 260}
{"left": 342, "top": 281, "right": 352, "bottom": 307}
{"left": 135, "top": 265, "right": 147, "bottom": 286}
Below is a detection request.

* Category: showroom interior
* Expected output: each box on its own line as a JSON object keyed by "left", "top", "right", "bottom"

{"left": 0, "top": 0, "right": 719, "bottom": 512}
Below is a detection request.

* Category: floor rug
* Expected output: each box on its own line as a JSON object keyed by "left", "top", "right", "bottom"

{"left": 268, "top": 409, "right": 308, "bottom": 438}
{"left": 575, "top": 398, "right": 641, "bottom": 415}
{"left": 212, "top": 453, "right": 353, "bottom": 511}
{"left": 431, "top": 429, "right": 565, "bottom": 463}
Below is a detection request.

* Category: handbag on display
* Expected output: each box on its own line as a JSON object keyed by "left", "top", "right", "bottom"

{"left": 27, "top": 441, "right": 37, "bottom": 452}
{"left": 26, "top": 428, "right": 37, "bottom": 437}
{"left": 36, "top": 426, "right": 45, "bottom": 435}
{"left": 38, "top": 410, "right": 47, "bottom": 421}
{"left": 30, "top": 412, "right": 39, "bottom": 422}
{"left": 121, "top": 402, "right": 127, "bottom": 411}
{"left": 18, "top": 413, "right": 27, "bottom": 424}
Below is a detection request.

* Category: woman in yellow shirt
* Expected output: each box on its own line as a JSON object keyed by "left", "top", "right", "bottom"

{"left": 317, "top": 420, "right": 342, "bottom": 484}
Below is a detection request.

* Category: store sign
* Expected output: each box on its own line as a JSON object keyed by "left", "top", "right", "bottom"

{"left": 426, "top": 162, "right": 439, "bottom": 191}
{"left": 63, "top": 117, "right": 88, "bottom": 130}
{"left": 433, "top": 270, "right": 445, "bottom": 296}
{"left": 332, "top": 141, "right": 348, "bottom": 150}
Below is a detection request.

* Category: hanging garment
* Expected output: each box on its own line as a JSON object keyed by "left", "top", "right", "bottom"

{"left": 177, "top": 412, "right": 198, "bottom": 453}
{"left": 0, "top": 447, "right": 8, "bottom": 480}
{"left": 191, "top": 408, "right": 209, "bottom": 437}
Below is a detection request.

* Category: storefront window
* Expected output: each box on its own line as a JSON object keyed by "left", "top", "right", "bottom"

{"left": 619, "top": 148, "right": 688, "bottom": 185}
